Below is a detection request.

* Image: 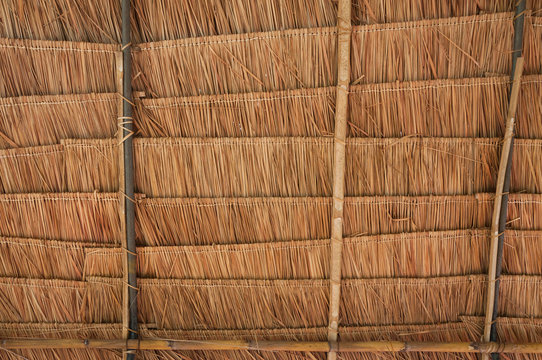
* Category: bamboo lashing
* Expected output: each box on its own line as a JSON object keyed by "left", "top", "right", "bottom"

{"left": 2, "top": 339, "right": 542, "bottom": 353}
{"left": 482, "top": 57, "right": 524, "bottom": 360}
{"left": 327, "top": 0, "right": 351, "bottom": 359}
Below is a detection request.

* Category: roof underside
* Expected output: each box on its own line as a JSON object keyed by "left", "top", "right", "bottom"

{"left": 0, "top": 0, "right": 542, "bottom": 359}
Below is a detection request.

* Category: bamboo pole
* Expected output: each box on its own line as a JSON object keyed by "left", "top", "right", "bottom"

{"left": 327, "top": 0, "right": 351, "bottom": 359}
{"left": 482, "top": 57, "right": 524, "bottom": 360}
{"left": 120, "top": 0, "right": 138, "bottom": 358}
{"left": 2, "top": 339, "right": 542, "bottom": 354}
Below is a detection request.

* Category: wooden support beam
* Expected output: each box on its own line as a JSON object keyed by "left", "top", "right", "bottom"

{"left": 327, "top": 1, "right": 351, "bottom": 359}
{"left": 2, "top": 339, "right": 542, "bottom": 354}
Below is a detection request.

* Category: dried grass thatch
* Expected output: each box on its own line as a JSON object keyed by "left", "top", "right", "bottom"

{"left": 349, "top": 76, "right": 542, "bottom": 138}
{"left": 524, "top": 17, "right": 542, "bottom": 75}
{"left": 0, "top": 236, "right": 115, "bottom": 280}
{"left": 133, "top": 27, "right": 337, "bottom": 97}
{"left": 0, "top": 93, "right": 117, "bottom": 149}
{"left": 496, "top": 317, "right": 542, "bottom": 360}
{"left": 340, "top": 275, "right": 486, "bottom": 326}
{"left": 0, "top": 0, "right": 120, "bottom": 43}
{"left": 503, "top": 230, "right": 542, "bottom": 275}
{"left": 0, "top": 193, "right": 120, "bottom": 242}
{"left": 135, "top": 87, "right": 335, "bottom": 137}
{"left": 132, "top": 0, "right": 337, "bottom": 42}
{"left": 0, "top": 277, "right": 120, "bottom": 323}
{"left": 351, "top": 0, "right": 531, "bottom": 24}
{"left": 0, "top": 38, "right": 117, "bottom": 97}
{"left": 498, "top": 275, "right": 542, "bottom": 317}
{"left": 351, "top": 12, "right": 514, "bottom": 84}
{"left": 134, "top": 138, "right": 332, "bottom": 197}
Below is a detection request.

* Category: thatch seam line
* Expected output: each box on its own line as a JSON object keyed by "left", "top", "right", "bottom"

{"left": 0, "top": 41, "right": 118, "bottom": 53}
{"left": 0, "top": 95, "right": 117, "bottom": 108}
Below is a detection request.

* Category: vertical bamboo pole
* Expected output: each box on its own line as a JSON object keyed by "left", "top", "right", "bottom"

{"left": 119, "top": 0, "right": 138, "bottom": 359}
{"left": 482, "top": 3, "right": 526, "bottom": 360}
{"left": 327, "top": 1, "right": 351, "bottom": 359}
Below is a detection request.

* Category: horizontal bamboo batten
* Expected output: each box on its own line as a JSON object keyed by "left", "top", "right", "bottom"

{"left": 1, "top": 339, "right": 542, "bottom": 354}
{"left": 0, "top": 38, "right": 118, "bottom": 97}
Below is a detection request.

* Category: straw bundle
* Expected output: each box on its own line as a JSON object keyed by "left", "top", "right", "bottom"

{"left": 0, "top": 144, "right": 64, "bottom": 193}
{"left": 63, "top": 139, "right": 118, "bottom": 192}
{"left": 141, "top": 350, "right": 325, "bottom": 360}
{"left": 516, "top": 77, "right": 542, "bottom": 138}
{"left": 0, "top": 193, "right": 120, "bottom": 242}
{"left": 132, "top": 0, "right": 337, "bottom": 42}
{"left": 352, "top": 0, "right": 516, "bottom": 24}
{"left": 138, "top": 279, "right": 329, "bottom": 329}
{"left": 343, "top": 194, "right": 493, "bottom": 236}
{"left": 0, "top": 237, "right": 115, "bottom": 280}
{"left": 498, "top": 275, "right": 542, "bottom": 317}
{"left": 134, "top": 138, "right": 332, "bottom": 197}
{"left": 351, "top": 13, "right": 514, "bottom": 84}
{"left": 346, "top": 138, "right": 500, "bottom": 196}
{"left": 348, "top": 77, "right": 510, "bottom": 137}
{"left": 512, "top": 140, "right": 542, "bottom": 193}
{"left": 133, "top": 27, "right": 337, "bottom": 97}
{"left": 507, "top": 194, "right": 542, "bottom": 230}
{"left": 85, "top": 239, "right": 330, "bottom": 279}
{"left": 496, "top": 317, "right": 542, "bottom": 360}
{"left": 342, "top": 229, "right": 490, "bottom": 278}
{"left": 0, "top": 38, "right": 117, "bottom": 97}
{"left": 0, "top": 277, "right": 120, "bottom": 323}
{"left": 503, "top": 230, "right": 542, "bottom": 275}
{"left": 136, "top": 197, "right": 331, "bottom": 246}
{"left": 0, "top": 0, "right": 120, "bottom": 43}
{"left": 0, "top": 93, "right": 117, "bottom": 149}
{"left": 341, "top": 275, "right": 487, "bottom": 326}
{"left": 525, "top": 17, "right": 542, "bottom": 75}
{"left": 135, "top": 87, "right": 335, "bottom": 137}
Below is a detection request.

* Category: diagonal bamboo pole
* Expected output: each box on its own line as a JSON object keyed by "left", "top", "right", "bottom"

{"left": 327, "top": 0, "right": 351, "bottom": 360}
{"left": 482, "top": 57, "right": 524, "bottom": 360}
{"left": 2, "top": 339, "right": 542, "bottom": 353}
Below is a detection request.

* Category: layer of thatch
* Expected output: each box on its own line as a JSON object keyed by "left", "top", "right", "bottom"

{"left": 133, "top": 27, "right": 337, "bottom": 97}
{"left": 0, "top": 38, "right": 117, "bottom": 97}
{"left": 352, "top": 0, "right": 542, "bottom": 24}
{"left": 351, "top": 12, "right": 514, "bottom": 84}
{"left": 496, "top": 317, "right": 542, "bottom": 360}
{"left": 503, "top": 230, "right": 542, "bottom": 275}
{"left": 135, "top": 87, "right": 335, "bottom": 137}
{"left": 0, "top": 0, "right": 120, "bottom": 43}
{"left": 0, "top": 193, "right": 120, "bottom": 242}
{"left": 0, "top": 93, "right": 117, "bottom": 149}
{"left": 499, "top": 275, "right": 542, "bottom": 317}
{"left": 132, "top": 0, "right": 337, "bottom": 43}
{"left": 525, "top": 17, "right": 542, "bottom": 74}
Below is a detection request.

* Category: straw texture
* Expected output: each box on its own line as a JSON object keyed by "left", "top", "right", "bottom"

{"left": 133, "top": 27, "right": 337, "bottom": 97}
{"left": 503, "top": 230, "right": 542, "bottom": 275}
{"left": 0, "top": 38, "right": 117, "bottom": 97}
{"left": 0, "top": 93, "right": 117, "bottom": 149}
{"left": 132, "top": 0, "right": 337, "bottom": 42}
{"left": 499, "top": 275, "right": 542, "bottom": 317}
{"left": 351, "top": 13, "right": 514, "bottom": 84}
{"left": 135, "top": 87, "right": 335, "bottom": 137}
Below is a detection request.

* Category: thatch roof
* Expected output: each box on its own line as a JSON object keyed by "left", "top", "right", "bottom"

{"left": 0, "top": 0, "right": 542, "bottom": 360}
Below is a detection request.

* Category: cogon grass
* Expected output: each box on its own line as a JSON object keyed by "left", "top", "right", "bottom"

{"left": 498, "top": 276, "right": 542, "bottom": 318}
{"left": 0, "top": 38, "right": 117, "bottom": 97}
{"left": 351, "top": 12, "right": 514, "bottom": 84}
{"left": 502, "top": 230, "right": 542, "bottom": 275}
{"left": 133, "top": 27, "right": 337, "bottom": 97}
{"left": 135, "top": 87, "right": 335, "bottom": 137}
{"left": 132, "top": 0, "right": 337, "bottom": 42}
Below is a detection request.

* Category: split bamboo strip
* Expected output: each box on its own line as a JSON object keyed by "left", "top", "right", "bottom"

{"left": 135, "top": 87, "right": 335, "bottom": 137}
{"left": 131, "top": 0, "right": 337, "bottom": 42}
{"left": 498, "top": 276, "right": 542, "bottom": 317}
{"left": 0, "top": 277, "right": 120, "bottom": 323}
{"left": 132, "top": 27, "right": 337, "bottom": 97}
{"left": 0, "top": 93, "right": 117, "bottom": 149}
{"left": 351, "top": 12, "right": 514, "bottom": 84}
{"left": 351, "top": 0, "right": 521, "bottom": 24}
{"left": 328, "top": 2, "right": 351, "bottom": 358}
{"left": 0, "top": 193, "right": 121, "bottom": 242}
{"left": 0, "top": 38, "right": 118, "bottom": 97}
{"left": 502, "top": 230, "right": 542, "bottom": 275}
{"left": 484, "top": 57, "right": 525, "bottom": 345}
{"left": 0, "top": 0, "right": 120, "bottom": 43}
{"left": 133, "top": 138, "right": 333, "bottom": 197}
